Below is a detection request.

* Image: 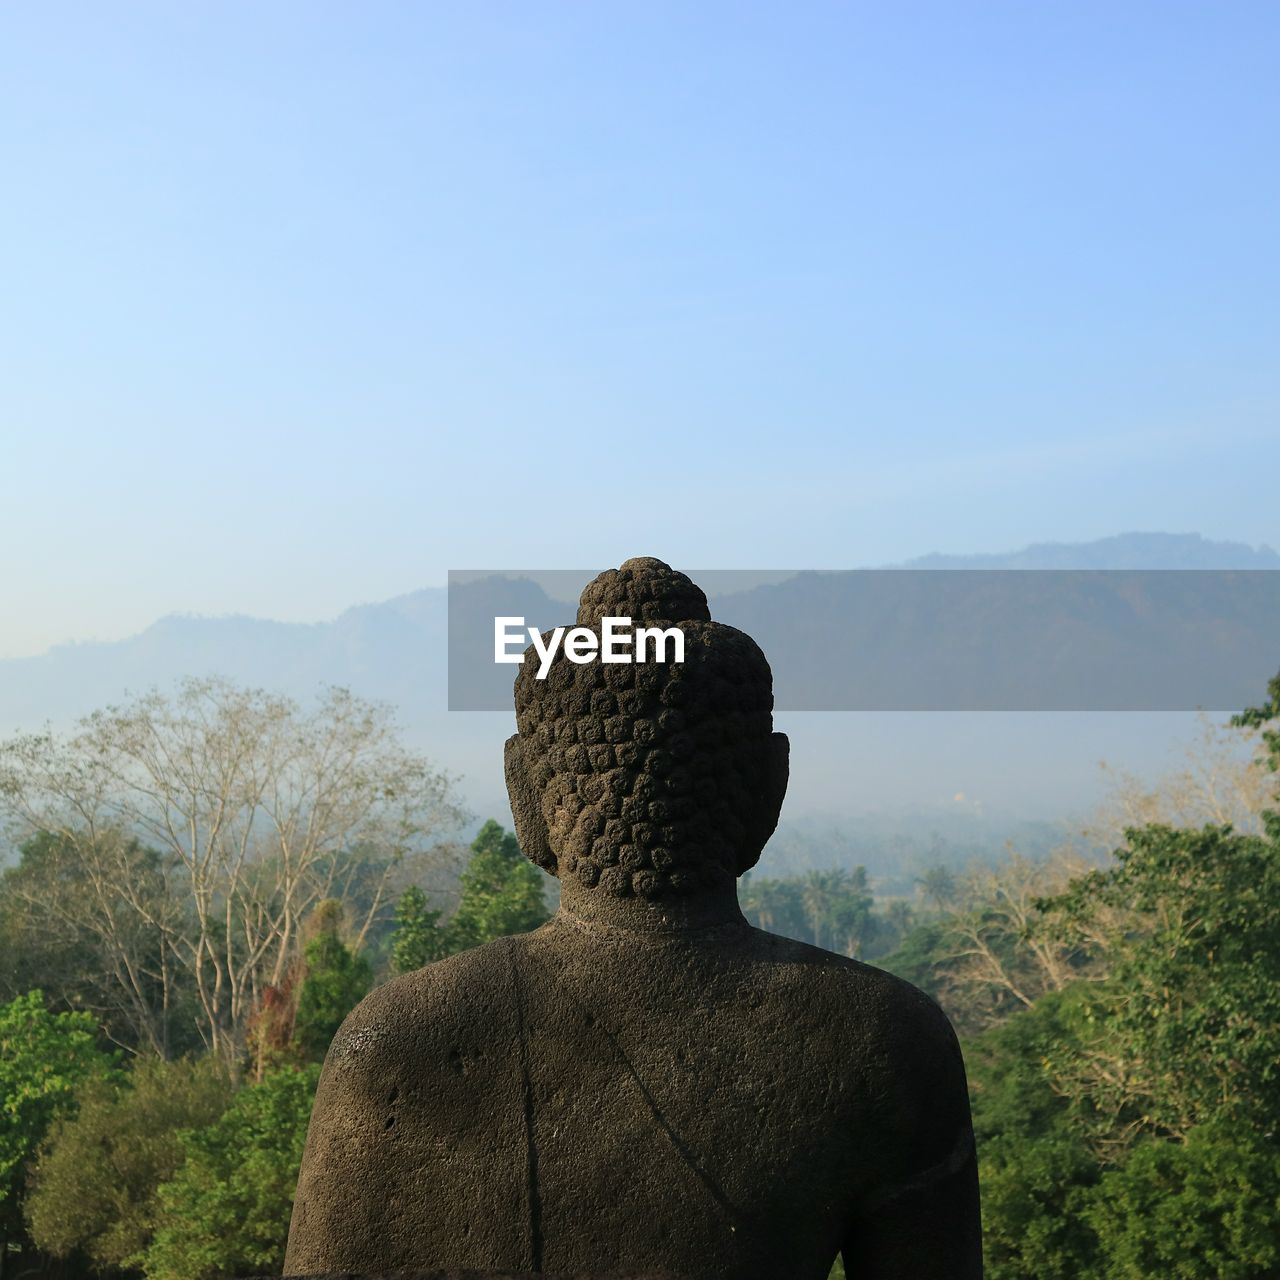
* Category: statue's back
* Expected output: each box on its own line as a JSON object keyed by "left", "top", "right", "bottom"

{"left": 286, "top": 917, "right": 977, "bottom": 1279}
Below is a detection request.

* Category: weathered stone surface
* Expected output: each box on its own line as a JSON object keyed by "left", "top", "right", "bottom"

{"left": 284, "top": 559, "right": 982, "bottom": 1279}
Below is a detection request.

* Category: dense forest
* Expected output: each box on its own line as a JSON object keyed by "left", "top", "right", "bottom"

{"left": 2, "top": 676, "right": 1279, "bottom": 1277}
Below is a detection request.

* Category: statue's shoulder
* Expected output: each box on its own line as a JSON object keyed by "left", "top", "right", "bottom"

{"left": 319, "top": 931, "right": 548, "bottom": 1083}
{"left": 745, "top": 928, "right": 971, "bottom": 1179}
{"left": 745, "top": 927, "right": 962, "bottom": 1066}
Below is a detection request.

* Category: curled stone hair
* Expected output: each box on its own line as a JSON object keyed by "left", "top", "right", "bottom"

{"left": 512, "top": 557, "right": 780, "bottom": 899}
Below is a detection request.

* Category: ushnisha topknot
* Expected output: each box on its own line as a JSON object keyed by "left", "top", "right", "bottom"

{"left": 575, "top": 555, "right": 712, "bottom": 628}
{"left": 513, "top": 557, "right": 777, "bottom": 899}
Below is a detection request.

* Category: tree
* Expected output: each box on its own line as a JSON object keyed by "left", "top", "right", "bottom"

{"left": 939, "top": 848, "right": 1095, "bottom": 1032}
{"left": 390, "top": 885, "right": 448, "bottom": 973}
{"left": 881, "top": 847, "right": 1097, "bottom": 1035}
{"left": 878, "top": 918, "right": 953, "bottom": 1001}
{"left": 981, "top": 1132, "right": 1102, "bottom": 1280}
{"left": 1040, "top": 822, "right": 1280, "bottom": 1153}
{"left": 827, "top": 866, "right": 874, "bottom": 957}
{"left": 1086, "top": 709, "right": 1276, "bottom": 850}
{"left": 244, "top": 974, "right": 301, "bottom": 1085}
{"left": 386, "top": 821, "right": 551, "bottom": 966}
{"left": 794, "top": 867, "right": 874, "bottom": 957}
{"left": 0, "top": 991, "right": 116, "bottom": 1248}
{"left": 965, "top": 992, "right": 1103, "bottom": 1279}
{"left": 1231, "top": 669, "right": 1280, "bottom": 770}
{"left": 0, "top": 829, "right": 194, "bottom": 1058}
{"left": 1085, "top": 1119, "right": 1280, "bottom": 1280}
{"left": 0, "top": 834, "right": 100, "bottom": 1009}
{"left": 0, "top": 678, "right": 466, "bottom": 1062}
{"left": 963, "top": 937, "right": 1280, "bottom": 1279}
{"left": 447, "top": 819, "right": 550, "bottom": 950}
{"left": 139, "top": 1064, "right": 321, "bottom": 1280}
{"left": 741, "top": 867, "right": 873, "bottom": 955}
{"left": 967, "top": 988, "right": 1082, "bottom": 1147}
{"left": 739, "top": 874, "right": 807, "bottom": 939}
{"left": 293, "top": 901, "right": 372, "bottom": 1062}
{"left": 25, "top": 1055, "right": 233, "bottom": 1269}
{"left": 916, "top": 864, "right": 960, "bottom": 911}
{"left": 740, "top": 870, "right": 912, "bottom": 959}
{"left": 968, "top": 673, "right": 1280, "bottom": 1278}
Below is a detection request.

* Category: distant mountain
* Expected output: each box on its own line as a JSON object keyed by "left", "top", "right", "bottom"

{"left": 0, "top": 587, "right": 450, "bottom": 731}
{"left": 707, "top": 568, "right": 1279, "bottom": 711}
{"left": 895, "top": 531, "right": 1280, "bottom": 570}
{"left": 1, "top": 533, "right": 1274, "bottom": 864}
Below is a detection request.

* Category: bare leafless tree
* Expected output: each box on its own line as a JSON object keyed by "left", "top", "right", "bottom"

{"left": 0, "top": 678, "right": 466, "bottom": 1063}
{"left": 1084, "top": 711, "right": 1276, "bottom": 850}
{"left": 926, "top": 845, "right": 1099, "bottom": 1033}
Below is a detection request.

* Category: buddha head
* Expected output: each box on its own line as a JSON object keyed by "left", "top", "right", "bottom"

{"left": 504, "top": 557, "right": 789, "bottom": 899}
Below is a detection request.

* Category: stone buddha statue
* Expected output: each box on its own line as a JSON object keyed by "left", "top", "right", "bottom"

{"left": 284, "top": 558, "right": 981, "bottom": 1279}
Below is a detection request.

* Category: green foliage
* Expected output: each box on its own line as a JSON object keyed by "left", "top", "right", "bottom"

{"left": 0, "top": 831, "right": 198, "bottom": 1058}
{"left": 388, "top": 821, "right": 551, "bottom": 969}
{"left": 981, "top": 1132, "right": 1102, "bottom": 1280}
{"left": 739, "top": 872, "right": 806, "bottom": 936}
{"left": 25, "top": 1055, "right": 233, "bottom": 1268}
{"left": 0, "top": 990, "right": 116, "bottom": 1244}
{"left": 293, "top": 902, "right": 372, "bottom": 1062}
{"left": 0, "top": 834, "right": 101, "bottom": 1006}
{"left": 1040, "top": 822, "right": 1280, "bottom": 1147}
{"left": 139, "top": 1065, "right": 321, "bottom": 1280}
{"left": 967, "top": 990, "right": 1079, "bottom": 1145}
{"left": 390, "top": 885, "right": 449, "bottom": 972}
{"left": 970, "top": 971, "right": 1280, "bottom": 1280}
{"left": 1231, "top": 669, "right": 1280, "bottom": 781}
{"left": 446, "top": 819, "right": 550, "bottom": 951}
{"left": 1087, "top": 1120, "right": 1280, "bottom": 1280}
{"left": 739, "top": 866, "right": 906, "bottom": 958}
{"left": 916, "top": 864, "right": 960, "bottom": 910}
{"left": 808, "top": 866, "right": 874, "bottom": 955}
{"left": 963, "top": 673, "right": 1280, "bottom": 1277}
{"left": 966, "top": 994, "right": 1102, "bottom": 1278}
{"left": 877, "top": 918, "right": 952, "bottom": 1000}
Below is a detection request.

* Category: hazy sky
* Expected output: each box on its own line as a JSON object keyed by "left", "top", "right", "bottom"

{"left": 2, "top": 3, "right": 1277, "bottom": 658}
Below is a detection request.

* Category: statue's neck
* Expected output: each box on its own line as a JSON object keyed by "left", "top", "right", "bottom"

{"left": 555, "top": 874, "right": 749, "bottom": 936}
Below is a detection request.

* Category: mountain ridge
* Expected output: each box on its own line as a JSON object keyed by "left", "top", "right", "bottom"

{"left": 3, "top": 533, "right": 1274, "bottom": 865}
{"left": 21, "top": 531, "right": 1279, "bottom": 672}
{"left": 895, "top": 531, "right": 1280, "bottom": 570}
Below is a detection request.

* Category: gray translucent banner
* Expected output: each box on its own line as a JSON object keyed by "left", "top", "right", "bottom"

{"left": 448, "top": 570, "right": 1280, "bottom": 712}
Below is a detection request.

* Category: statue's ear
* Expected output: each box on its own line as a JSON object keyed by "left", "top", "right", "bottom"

{"left": 505, "top": 734, "right": 556, "bottom": 874}
{"left": 763, "top": 730, "right": 790, "bottom": 838}
{"left": 739, "top": 731, "right": 789, "bottom": 874}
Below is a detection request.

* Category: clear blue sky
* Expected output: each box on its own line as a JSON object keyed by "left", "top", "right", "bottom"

{"left": 2, "top": 2, "right": 1277, "bottom": 657}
